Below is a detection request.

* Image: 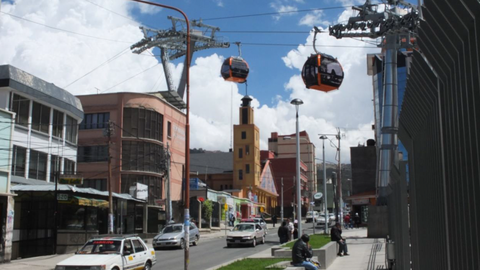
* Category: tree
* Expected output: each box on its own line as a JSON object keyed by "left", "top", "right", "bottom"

{"left": 202, "top": 200, "right": 214, "bottom": 228}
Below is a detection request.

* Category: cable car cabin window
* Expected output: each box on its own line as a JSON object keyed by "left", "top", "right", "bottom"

{"left": 320, "top": 57, "right": 343, "bottom": 88}
{"left": 230, "top": 59, "right": 249, "bottom": 79}
{"left": 302, "top": 57, "right": 319, "bottom": 88}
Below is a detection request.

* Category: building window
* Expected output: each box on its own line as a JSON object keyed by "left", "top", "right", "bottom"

{"left": 167, "top": 121, "right": 172, "bottom": 138}
{"left": 12, "top": 145, "right": 27, "bottom": 177}
{"left": 29, "top": 149, "right": 47, "bottom": 180}
{"left": 241, "top": 131, "right": 246, "bottom": 139}
{"left": 122, "top": 141, "right": 164, "bottom": 173}
{"left": 238, "top": 148, "right": 243, "bottom": 158}
{"left": 50, "top": 154, "right": 60, "bottom": 182}
{"left": 52, "top": 110, "right": 64, "bottom": 138}
{"left": 31, "top": 101, "right": 50, "bottom": 134}
{"left": 220, "top": 185, "right": 223, "bottom": 190}
{"left": 65, "top": 115, "right": 78, "bottom": 144}
{"left": 11, "top": 94, "right": 29, "bottom": 127}
{"left": 242, "top": 108, "right": 248, "bottom": 124}
{"left": 64, "top": 159, "right": 76, "bottom": 175}
{"left": 121, "top": 174, "right": 163, "bottom": 205}
{"left": 82, "top": 179, "right": 107, "bottom": 191}
{"left": 77, "top": 145, "right": 109, "bottom": 162}
{"left": 123, "top": 108, "right": 163, "bottom": 141}
{"left": 239, "top": 169, "right": 243, "bottom": 180}
{"left": 229, "top": 185, "right": 233, "bottom": 189}
{"left": 246, "top": 164, "right": 250, "bottom": 174}
{"left": 79, "top": 112, "right": 110, "bottom": 130}
{"left": 245, "top": 145, "right": 250, "bottom": 155}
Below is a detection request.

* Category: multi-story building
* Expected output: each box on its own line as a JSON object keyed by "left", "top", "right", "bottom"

{"left": 76, "top": 92, "right": 186, "bottom": 233}
{"left": 0, "top": 108, "right": 15, "bottom": 263}
{"left": 232, "top": 96, "right": 277, "bottom": 215}
{"left": 268, "top": 131, "right": 317, "bottom": 211}
{"left": 0, "top": 65, "right": 84, "bottom": 259}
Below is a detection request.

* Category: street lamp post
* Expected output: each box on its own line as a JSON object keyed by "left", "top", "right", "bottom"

{"left": 291, "top": 98, "right": 303, "bottom": 236}
{"left": 319, "top": 135, "right": 328, "bottom": 234}
{"left": 129, "top": 1, "right": 191, "bottom": 269}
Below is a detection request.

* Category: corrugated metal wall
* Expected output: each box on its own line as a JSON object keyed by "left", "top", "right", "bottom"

{"left": 399, "top": 1, "right": 480, "bottom": 269}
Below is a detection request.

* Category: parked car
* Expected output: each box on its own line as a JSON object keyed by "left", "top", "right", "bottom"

{"left": 316, "top": 214, "right": 335, "bottom": 228}
{"left": 55, "top": 235, "right": 156, "bottom": 270}
{"left": 306, "top": 211, "right": 319, "bottom": 223}
{"left": 240, "top": 218, "right": 268, "bottom": 234}
{"left": 226, "top": 222, "right": 265, "bottom": 247}
{"left": 153, "top": 223, "right": 200, "bottom": 250}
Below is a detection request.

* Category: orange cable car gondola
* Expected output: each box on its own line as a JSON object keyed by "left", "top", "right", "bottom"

{"left": 221, "top": 42, "right": 249, "bottom": 83}
{"left": 302, "top": 27, "right": 344, "bottom": 92}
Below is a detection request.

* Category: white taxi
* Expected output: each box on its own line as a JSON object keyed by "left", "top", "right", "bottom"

{"left": 55, "top": 235, "right": 156, "bottom": 270}
{"left": 226, "top": 222, "right": 265, "bottom": 247}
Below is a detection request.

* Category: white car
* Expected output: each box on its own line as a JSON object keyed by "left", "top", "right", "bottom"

{"left": 226, "top": 223, "right": 265, "bottom": 247}
{"left": 306, "top": 211, "right": 319, "bottom": 223}
{"left": 316, "top": 214, "right": 335, "bottom": 228}
{"left": 55, "top": 235, "right": 156, "bottom": 270}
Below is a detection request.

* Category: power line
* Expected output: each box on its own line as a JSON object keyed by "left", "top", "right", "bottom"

{"left": 241, "top": 42, "right": 377, "bottom": 48}
{"left": 220, "top": 30, "right": 310, "bottom": 34}
{"left": 200, "top": 6, "right": 351, "bottom": 21}
{"left": 0, "top": 11, "right": 134, "bottom": 44}
{"left": 100, "top": 63, "right": 161, "bottom": 93}
{"left": 63, "top": 47, "right": 131, "bottom": 88}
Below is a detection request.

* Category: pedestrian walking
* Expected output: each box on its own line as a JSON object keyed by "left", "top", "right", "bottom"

{"left": 343, "top": 213, "right": 351, "bottom": 230}
{"left": 287, "top": 218, "right": 294, "bottom": 241}
{"left": 293, "top": 220, "right": 299, "bottom": 239}
{"left": 354, "top": 213, "right": 361, "bottom": 228}
{"left": 278, "top": 221, "right": 289, "bottom": 244}
{"left": 272, "top": 214, "right": 277, "bottom": 228}
{"left": 331, "top": 223, "right": 349, "bottom": 256}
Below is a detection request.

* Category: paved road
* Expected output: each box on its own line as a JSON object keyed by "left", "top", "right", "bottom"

{"left": 153, "top": 225, "right": 318, "bottom": 270}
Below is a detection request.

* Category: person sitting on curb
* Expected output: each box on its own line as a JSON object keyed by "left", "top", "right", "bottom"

{"left": 292, "top": 234, "right": 320, "bottom": 270}
{"left": 330, "top": 222, "right": 349, "bottom": 256}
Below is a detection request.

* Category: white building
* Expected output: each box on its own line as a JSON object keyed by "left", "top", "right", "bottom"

{"left": 0, "top": 65, "right": 83, "bottom": 185}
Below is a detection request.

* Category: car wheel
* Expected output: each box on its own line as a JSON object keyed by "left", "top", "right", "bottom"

{"left": 261, "top": 235, "right": 265, "bottom": 244}
{"left": 193, "top": 235, "right": 199, "bottom": 246}
{"left": 144, "top": 261, "right": 152, "bottom": 270}
{"left": 180, "top": 239, "right": 186, "bottom": 249}
{"left": 227, "top": 243, "right": 232, "bottom": 248}
{"left": 251, "top": 238, "right": 256, "bottom": 247}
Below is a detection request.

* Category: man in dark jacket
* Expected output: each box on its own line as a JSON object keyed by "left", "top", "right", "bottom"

{"left": 277, "top": 221, "right": 289, "bottom": 244}
{"left": 292, "top": 234, "right": 319, "bottom": 270}
{"left": 331, "top": 223, "right": 349, "bottom": 256}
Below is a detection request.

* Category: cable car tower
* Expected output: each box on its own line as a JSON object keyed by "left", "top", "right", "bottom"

{"left": 131, "top": 16, "right": 230, "bottom": 110}
{"left": 328, "top": 0, "right": 419, "bottom": 204}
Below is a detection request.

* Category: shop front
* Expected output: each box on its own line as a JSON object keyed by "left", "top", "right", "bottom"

{"left": 11, "top": 184, "right": 145, "bottom": 259}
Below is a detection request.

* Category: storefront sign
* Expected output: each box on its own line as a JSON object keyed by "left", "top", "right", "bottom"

{"left": 57, "top": 193, "right": 69, "bottom": 201}
{"left": 352, "top": 198, "right": 370, "bottom": 205}
{"left": 135, "top": 183, "right": 148, "bottom": 201}
{"left": 313, "top": 192, "right": 323, "bottom": 200}
{"left": 155, "top": 199, "right": 166, "bottom": 206}
{"left": 59, "top": 175, "right": 83, "bottom": 185}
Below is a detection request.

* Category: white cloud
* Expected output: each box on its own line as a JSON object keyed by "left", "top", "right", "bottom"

{"left": 0, "top": 0, "right": 380, "bottom": 163}
{"left": 212, "top": 0, "right": 224, "bottom": 7}
{"left": 270, "top": 2, "right": 298, "bottom": 20}
{"left": 298, "top": 10, "right": 330, "bottom": 28}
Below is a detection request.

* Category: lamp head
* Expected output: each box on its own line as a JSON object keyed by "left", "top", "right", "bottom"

{"left": 319, "top": 135, "right": 327, "bottom": 139}
{"left": 290, "top": 98, "right": 304, "bottom": 106}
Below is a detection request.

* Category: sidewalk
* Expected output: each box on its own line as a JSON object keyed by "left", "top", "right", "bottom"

{"left": 222, "top": 227, "right": 387, "bottom": 270}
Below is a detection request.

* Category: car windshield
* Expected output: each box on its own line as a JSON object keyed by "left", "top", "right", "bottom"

{"left": 163, "top": 225, "right": 183, "bottom": 233}
{"left": 78, "top": 240, "right": 122, "bottom": 254}
{"left": 234, "top": 224, "right": 255, "bottom": 232}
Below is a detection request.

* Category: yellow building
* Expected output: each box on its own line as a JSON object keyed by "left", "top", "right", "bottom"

{"left": 233, "top": 96, "right": 278, "bottom": 216}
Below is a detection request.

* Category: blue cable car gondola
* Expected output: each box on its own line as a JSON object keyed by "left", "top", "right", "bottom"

{"left": 221, "top": 42, "right": 249, "bottom": 83}
{"left": 302, "top": 27, "right": 344, "bottom": 92}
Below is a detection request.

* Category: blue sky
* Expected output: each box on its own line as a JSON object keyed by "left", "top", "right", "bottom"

{"left": 0, "top": 0, "right": 417, "bottom": 163}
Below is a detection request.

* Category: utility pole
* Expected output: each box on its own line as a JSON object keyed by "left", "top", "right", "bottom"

{"left": 280, "top": 177, "right": 284, "bottom": 221}
{"left": 105, "top": 120, "right": 115, "bottom": 234}
{"left": 166, "top": 143, "right": 172, "bottom": 223}
{"left": 336, "top": 128, "right": 342, "bottom": 225}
